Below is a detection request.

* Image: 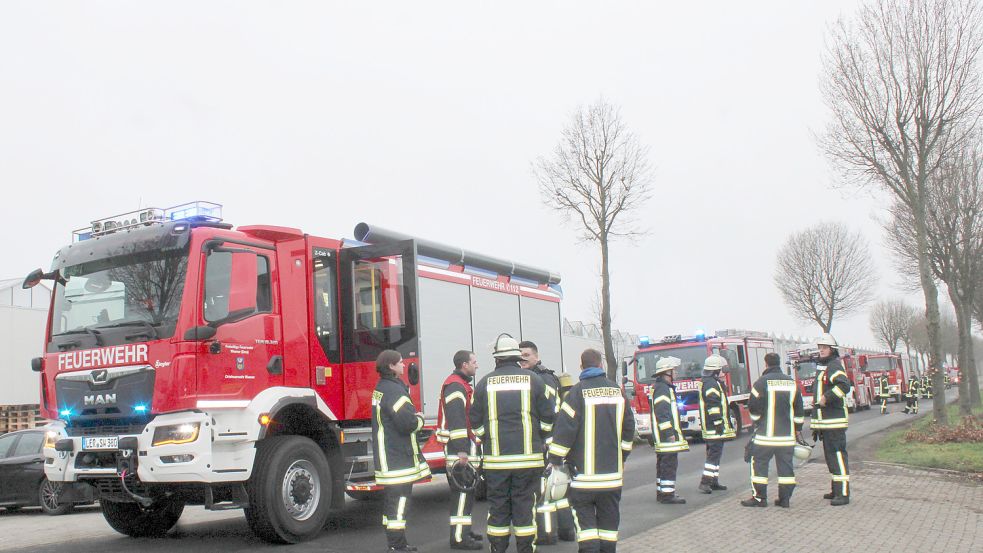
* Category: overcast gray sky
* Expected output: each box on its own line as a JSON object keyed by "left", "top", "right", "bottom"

{"left": 0, "top": 1, "right": 927, "bottom": 350}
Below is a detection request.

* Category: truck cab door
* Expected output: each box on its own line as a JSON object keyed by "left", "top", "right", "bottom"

{"left": 196, "top": 240, "right": 283, "bottom": 402}
{"left": 339, "top": 240, "right": 419, "bottom": 420}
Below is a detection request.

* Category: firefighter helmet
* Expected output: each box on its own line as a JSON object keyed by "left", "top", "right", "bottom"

{"left": 492, "top": 333, "right": 521, "bottom": 358}
{"left": 544, "top": 464, "right": 571, "bottom": 503}
{"left": 793, "top": 442, "right": 813, "bottom": 462}
{"left": 446, "top": 458, "right": 478, "bottom": 493}
{"left": 654, "top": 356, "right": 681, "bottom": 375}
{"left": 703, "top": 354, "right": 728, "bottom": 373}
{"left": 816, "top": 333, "right": 838, "bottom": 347}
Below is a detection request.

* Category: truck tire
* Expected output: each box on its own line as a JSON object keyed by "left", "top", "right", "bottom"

{"left": 39, "top": 477, "right": 73, "bottom": 516}
{"left": 101, "top": 499, "right": 184, "bottom": 537}
{"left": 245, "top": 435, "right": 332, "bottom": 544}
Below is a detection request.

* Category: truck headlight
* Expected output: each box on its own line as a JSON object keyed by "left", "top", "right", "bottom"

{"left": 152, "top": 423, "right": 200, "bottom": 446}
{"left": 43, "top": 430, "right": 60, "bottom": 449}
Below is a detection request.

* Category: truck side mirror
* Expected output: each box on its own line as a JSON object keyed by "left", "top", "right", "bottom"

{"left": 22, "top": 268, "right": 44, "bottom": 289}
{"left": 624, "top": 380, "right": 635, "bottom": 399}
{"left": 621, "top": 360, "right": 629, "bottom": 378}
{"left": 858, "top": 355, "right": 867, "bottom": 369}
{"left": 407, "top": 362, "right": 419, "bottom": 386}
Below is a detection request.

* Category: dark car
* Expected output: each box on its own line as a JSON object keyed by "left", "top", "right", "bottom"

{"left": 0, "top": 429, "right": 95, "bottom": 515}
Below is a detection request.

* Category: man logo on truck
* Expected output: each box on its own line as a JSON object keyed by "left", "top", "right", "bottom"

{"left": 83, "top": 393, "right": 117, "bottom": 406}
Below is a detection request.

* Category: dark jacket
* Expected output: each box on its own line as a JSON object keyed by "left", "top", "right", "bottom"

{"left": 530, "top": 362, "right": 562, "bottom": 443}
{"left": 372, "top": 375, "right": 431, "bottom": 485}
{"left": 749, "top": 365, "right": 804, "bottom": 447}
{"left": 470, "top": 361, "right": 555, "bottom": 470}
{"left": 548, "top": 370, "right": 635, "bottom": 490}
{"left": 810, "top": 355, "right": 850, "bottom": 430}
{"left": 648, "top": 379, "right": 689, "bottom": 453}
{"left": 437, "top": 370, "right": 480, "bottom": 461}
{"left": 699, "top": 375, "right": 736, "bottom": 440}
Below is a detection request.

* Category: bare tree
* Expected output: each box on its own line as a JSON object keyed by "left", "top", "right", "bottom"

{"left": 535, "top": 99, "right": 653, "bottom": 377}
{"left": 888, "top": 136, "right": 983, "bottom": 412}
{"left": 820, "top": 0, "right": 983, "bottom": 423}
{"left": 869, "top": 299, "right": 917, "bottom": 352}
{"left": 774, "top": 222, "right": 877, "bottom": 333}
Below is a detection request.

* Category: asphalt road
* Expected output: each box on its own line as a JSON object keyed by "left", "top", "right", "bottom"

{"left": 0, "top": 397, "right": 934, "bottom": 553}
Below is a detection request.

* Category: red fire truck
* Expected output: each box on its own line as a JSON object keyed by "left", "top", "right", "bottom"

{"left": 789, "top": 347, "right": 874, "bottom": 413}
{"left": 623, "top": 329, "right": 775, "bottom": 441}
{"left": 26, "top": 202, "right": 565, "bottom": 543}
{"left": 857, "top": 352, "right": 910, "bottom": 402}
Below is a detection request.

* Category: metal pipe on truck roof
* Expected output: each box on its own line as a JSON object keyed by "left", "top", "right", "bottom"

{"left": 353, "top": 222, "right": 561, "bottom": 285}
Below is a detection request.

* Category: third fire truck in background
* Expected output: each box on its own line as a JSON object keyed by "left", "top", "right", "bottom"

{"left": 858, "top": 352, "right": 912, "bottom": 402}
{"left": 789, "top": 346, "right": 875, "bottom": 413}
{"left": 623, "top": 330, "right": 775, "bottom": 441}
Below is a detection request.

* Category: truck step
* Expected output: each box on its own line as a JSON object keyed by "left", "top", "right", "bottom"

{"left": 204, "top": 483, "right": 249, "bottom": 511}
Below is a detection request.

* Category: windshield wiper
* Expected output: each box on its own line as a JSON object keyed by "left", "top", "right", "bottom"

{"left": 52, "top": 327, "right": 104, "bottom": 347}
{"left": 94, "top": 320, "right": 160, "bottom": 340}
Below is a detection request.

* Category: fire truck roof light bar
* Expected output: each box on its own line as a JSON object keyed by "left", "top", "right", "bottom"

{"left": 354, "top": 222, "right": 561, "bottom": 286}
{"left": 72, "top": 201, "right": 223, "bottom": 241}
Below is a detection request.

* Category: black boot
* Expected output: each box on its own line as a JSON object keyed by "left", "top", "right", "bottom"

{"left": 451, "top": 528, "right": 483, "bottom": 550}
{"left": 740, "top": 497, "right": 766, "bottom": 507}
{"left": 831, "top": 495, "right": 850, "bottom": 506}
{"left": 468, "top": 531, "right": 484, "bottom": 542}
{"left": 658, "top": 494, "right": 686, "bottom": 504}
{"left": 711, "top": 478, "right": 727, "bottom": 491}
{"left": 823, "top": 482, "right": 835, "bottom": 500}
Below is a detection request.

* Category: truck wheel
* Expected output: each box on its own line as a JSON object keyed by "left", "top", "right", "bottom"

{"left": 101, "top": 499, "right": 184, "bottom": 537}
{"left": 39, "top": 478, "right": 73, "bottom": 516}
{"left": 729, "top": 405, "right": 743, "bottom": 437}
{"left": 345, "top": 490, "right": 382, "bottom": 501}
{"left": 245, "top": 435, "right": 332, "bottom": 544}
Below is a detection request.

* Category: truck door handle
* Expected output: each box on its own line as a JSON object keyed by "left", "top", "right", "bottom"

{"left": 267, "top": 355, "right": 283, "bottom": 376}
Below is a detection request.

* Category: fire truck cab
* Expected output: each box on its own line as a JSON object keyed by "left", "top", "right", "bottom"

{"left": 857, "top": 352, "right": 909, "bottom": 402}
{"left": 623, "top": 330, "right": 774, "bottom": 440}
{"left": 27, "top": 203, "right": 564, "bottom": 543}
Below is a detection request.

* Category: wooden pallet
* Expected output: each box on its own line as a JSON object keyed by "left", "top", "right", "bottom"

{"left": 0, "top": 404, "right": 46, "bottom": 434}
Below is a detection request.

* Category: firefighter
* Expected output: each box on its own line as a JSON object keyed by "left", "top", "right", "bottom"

{"left": 647, "top": 356, "right": 689, "bottom": 504}
{"left": 810, "top": 334, "right": 851, "bottom": 506}
{"left": 519, "top": 340, "right": 576, "bottom": 545}
{"left": 741, "top": 353, "right": 804, "bottom": 508}
{"left": 922, "top": 374, "right": 933, "bottom": 400}
{"left": 903, "top": 376, "right": 920, "bottom": 415}
{"left": 875, "top": 374, "right": 890, "bottom": 415}
{"left": 697, "top": 354, "right": 736, "bottom": 494}
{"left": 471, "top": 334, "right": 555, "bottom": 553}
{"left": 436, "top": 350, "right": 483, "bottom": 550}
{"left": 371, "top": 350, "right": 431, "bottom": 553}
{"left": 548, "top": 348, "right": 634, "bottom": 553}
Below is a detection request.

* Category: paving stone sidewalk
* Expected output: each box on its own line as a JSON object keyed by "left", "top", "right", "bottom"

{"left": 618, "top": 459, "right": 983, "bottom": 553}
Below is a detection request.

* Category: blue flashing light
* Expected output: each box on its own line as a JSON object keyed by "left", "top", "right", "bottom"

{"left": 133, "top": 404, "right": 148, "bottom": 413}
{"left": 695, "top": 329, "right": 706, "bottom": 341}
{"left": 639, "top": 335, "right": 651, "bottom": 346}
{"left": 166, "top": 201, "right": 223, "bottom": 222}
{"left": 59, "top": 408, "right": 72, "bottom": 418}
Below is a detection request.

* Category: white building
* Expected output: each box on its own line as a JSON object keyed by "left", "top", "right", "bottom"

{"left": 561, "top": 319, "right": 638, "bottom": 381}
{"left": 0, "top": 278, "right": 50, "bottom": 406}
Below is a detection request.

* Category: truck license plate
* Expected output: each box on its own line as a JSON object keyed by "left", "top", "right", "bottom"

{"left": 82, "top": 436, "right": 119, "bottom": 450}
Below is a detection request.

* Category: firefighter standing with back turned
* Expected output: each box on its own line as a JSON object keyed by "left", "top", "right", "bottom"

{"left": 436, "top": 350, "right": 483, "bottom": 550}
{"left": 741, "top": 352, "right": 804, "bottom": 508}
{"left": 471, "top": 334, "right": 555, "bottom": 553}
{"left": 810, "top": 334, "right": 851, "bottom": 506}
{"left": 520, "top": 340, "right": 576, "bottom": 545}
{"left": 548, "top": 348, "right": 635, "bottom": 553}
{"left": 875, "top": 373, "right": 890, "bottom": 415}
{"left": 697, "top": 354, "right": 736, "bottom": 494}
{"left": 371, "top": 350, "right": 432, "bottom": 553}
{"left": 647, "top": 356, "right": 689, "bottom": 504}
{"left": 903, "top": 375, "right": 920, "bottom": 415}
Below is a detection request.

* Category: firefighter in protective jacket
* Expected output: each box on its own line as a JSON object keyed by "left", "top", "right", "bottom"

{"left": 697, "top": 354, "right": 736, "bottom": 494}
{"left": 647, "top": 356, "right": 689, "bottom": 504}
{"left": 875, "top": 374, "right": 890, "bottom": 415}
{"left": 921, "top": 374, "right": 933, "bottom": 399}
{"left": 903, "top": 377, "right": 920, "bottom": 415}
{"left": 371, "top": 350, "right": 431, "bottom": 552}
{"left": 810, "top": 334, "right": 851, "bottom": 506}
{"left": 520, "top": 340, "right": 576, "bottom": 545}
{"left": 470, "top": 334, "right": 555, "bottom": 553}
{"left": 742, "top": 353, "right": 804, "bottom": 508}
{"left": 437, "top": 350, "right": 483, "bottom": 550}
{"left": 548, "top": 348, "right": 634, "bottom": 553}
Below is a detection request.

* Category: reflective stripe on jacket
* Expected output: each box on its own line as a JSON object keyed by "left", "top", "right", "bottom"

{"left": 811, "top": 356, "right": 850, "bottom": 430}
{"left": 372, "top": 375, "right": 431, "bottom": 485}
{"left": 648, "top": 380, "right": 689, "bottom": 453}
{"left": 699, "top": 376, "right": 736, "bottom": 440}
{"left": 749, "top": 366, "right": 804, "bottom": 447}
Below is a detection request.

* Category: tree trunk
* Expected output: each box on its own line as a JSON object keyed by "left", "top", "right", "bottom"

{"left": 951, "top": 296, "right": 973, "bottom": 416}
{"left": 913, "top": 211, "right": 948, "bottom": 424}
{"left": 599, "top": 236, "right": 617, "bottom": 379}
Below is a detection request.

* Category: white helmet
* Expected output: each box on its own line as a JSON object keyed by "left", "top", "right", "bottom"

{"left": 492, "top": 333, "right": 521, "bottom": 358}
{"left": 544, "top": 464, "right": 571, "bottom": 502}
{"left": 793, "top": 443, "right": 812, "bottom": 462}
{"left": 654, "top": 356, "right": 681, "bottom": 375}
{"left": 703, "top": 354, "right": 728, "bottom": 372}
{"left": 816, "top": 333, "right": 838, "bottom": 347}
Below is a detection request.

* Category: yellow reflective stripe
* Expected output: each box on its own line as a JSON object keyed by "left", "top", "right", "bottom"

{"left": 598, "top": 529, "right": 618, "bottom": 542}
{"left": 393, "top": 396, "right": 412, "bottom": 413}
{"left": 653, "top": 395, "right": 671, "bottom": 404}
{"left": 473, "top": 425, "right": 485, "bottom": 437}
{"left": 832, "top": 386, "right": 846, "bottom": 398}
{"left": 445, "top": 391, "right": 466, "bottom": 405}
{"left": 487, "top": 525, "right": 511, "bottom": 537}
{"left": 541, "top": 421, "right": 553, "bottom": 432}
{"left": 749, "top": 414, "right": 761, "bottom": 421}
{"left": 705, "top": 388, "right": 721, "bottom": 397}
{"left": 578, "top": 529, "right": 600, "bottom": 541}
{"left": 830, "top": 371, "right": 846, "bottom": 381}
{"left": 658, "top": 421, "right": 673, "bottom": 430}
{"left": 654, "top": 442, "right": 689, "bottom": 453}
{"left": 778, "top": 477, "right": 797, "bottom": 485}
{"left": 548, "top": 443, "right": 571, "bottom": 457}
{"left": 447, "top": 429, "right": 469, "bottom": 439}
{"left": 708, "top": 407, "right": 721, "bottom": 415}
{"left": 751, "top": 387, "right": 760, "bottom": 397}
{"left": 561, "top": 402, "right": 576, "bottom": 418}
{"left": 514, "top": 525, "right": 537, "bottom": 537}
{"left": 793, "top": 417, "right": 805, "bottom": 424}
{"left": 621, "top": 440, "right": 633, "bottom": 451}
{"left": 488, "top": 389, "right": 499, "bottom": 457}
{"left": 450, "top": 516, "right": 472, "bottom": 525}
{"left": 751, "top": 476, "right": 769, "bottom": 484}
{"left": 585, "top": 402, "right": 596, "bottom": 475}
{"left": 483, "top": 460, "right": 545, "bottom": 470}
{"left": 521, "top": 388, "right": 532, "bottom": 455}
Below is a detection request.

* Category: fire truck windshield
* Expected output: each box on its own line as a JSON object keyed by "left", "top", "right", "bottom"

{"left": 796, "top": 361, "right": 818, "bottom": 379}
{"left": 636, "top": 345, "right": 707, "bottom": 382}
{"left": 863, "top": 357, "right": 894, "bottom": 372}
{"left": 48, "top": 248, "right": 189, "bottom": 352}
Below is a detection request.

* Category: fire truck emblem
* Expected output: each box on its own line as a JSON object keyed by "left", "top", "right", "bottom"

{"left": 90, "top": 369, "right": 110, "bottom": 384}
{"left": 236, "top": 357, "right": 245, "bottom": 371}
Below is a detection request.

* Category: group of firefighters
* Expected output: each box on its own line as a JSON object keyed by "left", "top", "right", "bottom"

{"left": 370, "top": 332, "right": 855, "bottom": 553}
{"left": 874, "top": 371, "right": 936, "bottom": 415}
